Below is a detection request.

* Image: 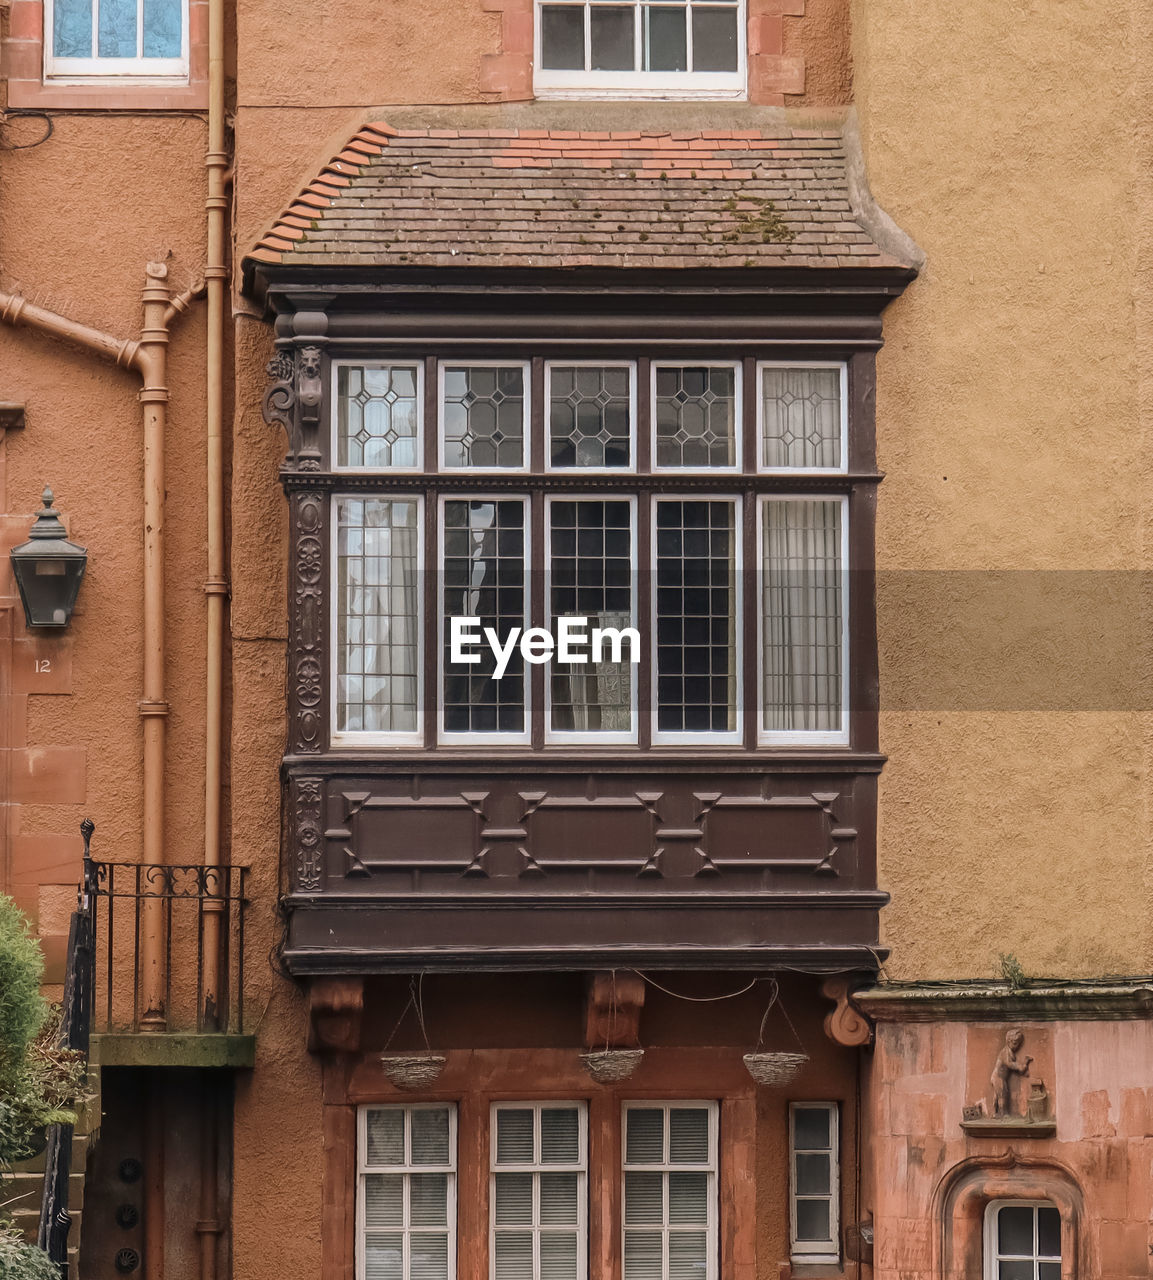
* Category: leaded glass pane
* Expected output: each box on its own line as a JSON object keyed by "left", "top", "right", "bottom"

{"left": 762, "top": 500, "right": 843, "bottom": 734}
{"left": 97, "top": 0, "right": 137, "bottom": 58}
{"left": 337, "top": 499, "right": 419, "bottom": 734}
{"left": 337, "top": 364, "right": 420, "bottom": 469}
{"left": 549, "top": 500, "right": 634, "bottom": 734}
{"left": 655, "top": 366, "right": 736, "bottom": 469}
{"left": 142, "top": 0, "right": 181, "bottom": 57}
{"left": 655, "top": 501, "right": 736, "bottom": 735}
{"left": 549, "top": 365, "right": 631, "bottom": 468}
{"left": 442, "top": 365, "right": 525, "bottom": 469}
{"left": 442, "top": 500, "right": 526, "bottom": 735}
{"left": 761, "top": 366, "right": 842, "bottom": 469}
{"left": 53, "top": 0, "right": 92, "bottom": 57}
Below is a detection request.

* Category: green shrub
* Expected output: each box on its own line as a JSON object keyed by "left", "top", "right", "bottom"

{"left": 0, "top": 1223, "right": 60, "bottom": 1280}
{"left": 0, "top": 899, "right": 45, "bottom": 1086}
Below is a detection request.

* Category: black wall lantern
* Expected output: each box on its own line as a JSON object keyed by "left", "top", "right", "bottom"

{"left": 10, "top": 488, "right": 88, "bottom": 629}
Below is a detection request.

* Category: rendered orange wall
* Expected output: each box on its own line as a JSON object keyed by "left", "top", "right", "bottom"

{"left": 0, "top": 104, "right": 209, "bottom": 987}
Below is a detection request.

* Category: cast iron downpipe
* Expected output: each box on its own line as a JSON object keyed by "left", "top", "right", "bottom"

{"left": 0, "top": 264, "right": 198, "bottom": 1029}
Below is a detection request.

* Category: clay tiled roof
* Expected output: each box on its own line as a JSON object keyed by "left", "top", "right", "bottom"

{"left": 248, "top": 122, "right": 914, "bottom": 273}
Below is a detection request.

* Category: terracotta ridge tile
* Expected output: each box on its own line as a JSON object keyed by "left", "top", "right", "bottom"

{"left": 363, "top": 120, "right": 399, "bottom": 137}
{"left": 248, "top": 247, "right": 282, "bottom": 263}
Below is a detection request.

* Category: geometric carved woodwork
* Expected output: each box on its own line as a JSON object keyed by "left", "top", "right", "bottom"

{"left": 821, "top": 976, "right": 874, "bottom": 1046}
{"left": 584, "top": 972, "right": 646, "bottom": 1050}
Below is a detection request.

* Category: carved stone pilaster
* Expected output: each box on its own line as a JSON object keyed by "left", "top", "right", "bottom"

{"left": 289, "top": 489, "right": 326, "bottom": 754}
{"left": 291, "top": 776, "right": 324, "bottom": 892}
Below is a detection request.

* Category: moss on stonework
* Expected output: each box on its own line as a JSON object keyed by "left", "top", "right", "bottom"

{"left": 720, "top": 196, "right": 795, "bottom": 245}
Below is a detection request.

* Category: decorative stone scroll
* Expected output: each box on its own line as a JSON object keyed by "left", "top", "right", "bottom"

{"left": 821, "top": 976, "right": 873, "bottom": 1046}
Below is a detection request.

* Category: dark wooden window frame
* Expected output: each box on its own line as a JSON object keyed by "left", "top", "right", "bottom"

{"left": 259, "top": 268, "right": 911, "bottom": 973}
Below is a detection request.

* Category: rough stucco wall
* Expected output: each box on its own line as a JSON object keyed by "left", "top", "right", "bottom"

{"left": 784, "top": 0, "right": 851, "bottom": 105}
{"left": 852, "top": 0, "right": 1150, "bottom": 979}
{"left": 0, "top": 115, "right": 209, "bottom": 981}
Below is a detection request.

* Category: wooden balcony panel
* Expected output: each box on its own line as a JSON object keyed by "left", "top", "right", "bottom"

{"left": 280, "top": 758, "right": 885, "bottom": 972}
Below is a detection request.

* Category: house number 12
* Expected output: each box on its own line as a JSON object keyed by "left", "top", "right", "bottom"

{"left": 34, "top": 660, "right": 51, "bottom": 674}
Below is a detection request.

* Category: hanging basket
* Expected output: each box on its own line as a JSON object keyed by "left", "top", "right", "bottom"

{"left": 580, "top": 1048, "right": 644, "bottom": 1084}
{"left": 743, "top": 981, "right": 808, "bottom": 1088}
{"left": 742, "top": 1050, "right": 810, "bottom": 1088}
{"left": 380, "top": 1053, "right": 446, "bottom": 1091}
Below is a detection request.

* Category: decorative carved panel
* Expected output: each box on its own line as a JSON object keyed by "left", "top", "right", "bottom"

{"left": 288, "top": 490, "right": 326, "bottom": 754}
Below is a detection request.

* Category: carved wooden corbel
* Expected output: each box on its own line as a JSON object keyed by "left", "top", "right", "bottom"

{"left": 308, "top": 976, "right": 365, "bottom": 1054}
{"left": 584, "top": 971, "right": 646, "bottom": 1049}
{"left": 821, "top": 976, "right": 874, "bottom": 1047}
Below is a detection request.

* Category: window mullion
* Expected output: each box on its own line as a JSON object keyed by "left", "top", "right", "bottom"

{"left": 637, "top": 490, "right": 652, "bottom": 750}
{"left": 742, "top": 489, "right": 758, "bottom": 750}
{"left": 424, "top": 490, "right": 438, "bottom": 748}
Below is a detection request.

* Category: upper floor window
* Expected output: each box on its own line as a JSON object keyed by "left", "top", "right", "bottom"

{"left": 984, "top": 1201, "right": 1061, "bottom": 1280}
{"left": 45, "top": 0, "right": 187, "bottom": 78}
{"left": 534, "top": 0, "right": 745, "bottom": 98}
{"left": 329, "top": 357, "right": 850, "bottom": 752}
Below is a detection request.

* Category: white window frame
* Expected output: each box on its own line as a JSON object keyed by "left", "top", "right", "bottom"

{"left": 789, "top": 1102, "right": 839, "bottom": 1264}
{"left": 620, "top": 1100, "right": 719, "bottom": 1280}
{"left": 333, "top": 359, "right": 426, "bottom": 475}
{"left": 438, "top": 360, "right": 532, "bottom": 474}
{"left": 757, "top": 493, "right": 850, "bottom": 748}
{"left": 544, "top": 493, "right": 639, "bottom": 745}
{"left": 650, "top": 494, "right": 743, "bottom": 747}
{"left": 438, "top": 494, "right": 532, "bottom": 746}
{"left": 983, "top": 1200, "right": 1062, "bottom": 1280}
{"left": 489, "top": 1101, "right": 589, "bottom": 1280}
{"left": 357, "top": 1103, "right": 458, "bottom": 1280}
{"left": 533, "top": 0, "right": 746, "bottom": 99}
{"left": 649, "top": 361, "right": 742, "bottom": 475}
{"left": 331, "top": 493, "right": 426, "bottom": 747}
{"left": 756, "top": 361, "right": 849, "bottom": 476}
{"left": 544, "top": 361, "right": 638, "bottom": 476}
{"left": 44, "top": 0, "right": 188, "bottom": 79}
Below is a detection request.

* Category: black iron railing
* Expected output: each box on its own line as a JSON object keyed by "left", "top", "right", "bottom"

{"left": 38, "top": 818, "right": 97, "bottom": 1275}
{"left": 88, "top": 854, "right": 249, "bottom": 1035}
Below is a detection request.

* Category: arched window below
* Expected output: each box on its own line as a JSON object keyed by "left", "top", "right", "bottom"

{"left": 984, "top": 1200, "right": 1062, "bottom": 1280}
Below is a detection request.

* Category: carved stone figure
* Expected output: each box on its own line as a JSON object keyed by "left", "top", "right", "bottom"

{"left": 990, "top": 1027, "right": 1033, "bottom": 1116}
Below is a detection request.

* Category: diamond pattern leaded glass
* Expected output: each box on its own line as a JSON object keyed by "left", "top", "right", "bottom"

{"left": 442, "top": 500, "right": 527, "bottom": 735}
{"left": 337, "top": 364, "right": 420, "bottom": 469}
{"left": 549, "top": 366, "right": 632, "bottom": 468}
{"left": 654, "top": 366, "right": 736, "bottom": 468}
{"left": 761, "top": 367, "right": 842, "bottom": 470}
{"left": 442, "top": 366, "right": 526, "bottom": 468}
{"left": 550, "top": 500, "right": 633, "bottom": 734}
{"left": 336, "top": 498, "right": 420, "bottom": 734}
{"left": 655, "top": 501, "right": 736, "bottom": 734}
{"left": 762, "top": 500, "right": 843, "bottom": 734}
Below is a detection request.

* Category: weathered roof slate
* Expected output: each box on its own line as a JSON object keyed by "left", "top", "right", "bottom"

{"left": 247, "top": 120, "right": 912, "bottom": 272}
